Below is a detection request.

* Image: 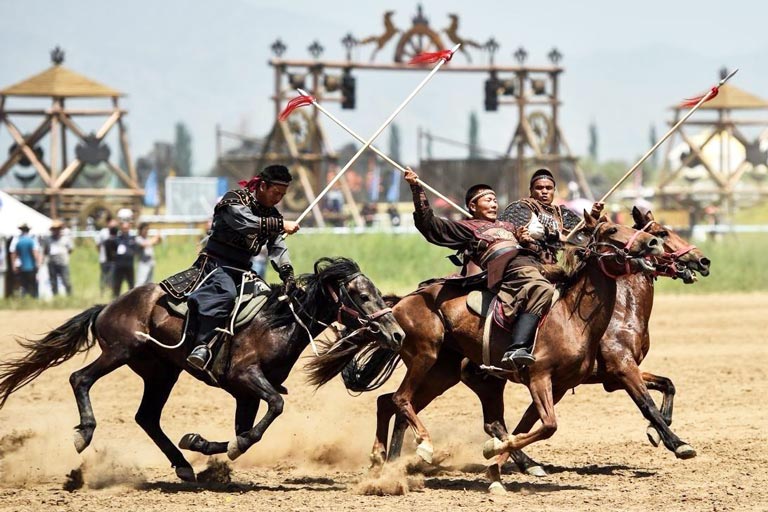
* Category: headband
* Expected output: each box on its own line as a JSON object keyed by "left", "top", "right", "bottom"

{"left": 468, "top": 189, "right": 495, "bottom": 205}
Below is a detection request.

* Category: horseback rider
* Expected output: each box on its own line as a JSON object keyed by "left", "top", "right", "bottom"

{"left": 183, "top": 165, "right": 300, "bottom": 370}
{"left": 498, "top": 168, "right": 604, "bottom": 365}
{"left": 404, "top": 167, "right": 551, "bottom": 369}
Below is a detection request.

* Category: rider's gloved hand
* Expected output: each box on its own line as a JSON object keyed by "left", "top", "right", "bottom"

{"left": 278, "top": 264, "right": 296, "bottom": 294}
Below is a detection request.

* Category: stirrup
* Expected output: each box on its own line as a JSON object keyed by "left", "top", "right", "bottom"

{"left": 187, "top": 347, "right": 210, "bottom": 371}
{"left": 501, "top": 348, "right": 535, "bottom": 368}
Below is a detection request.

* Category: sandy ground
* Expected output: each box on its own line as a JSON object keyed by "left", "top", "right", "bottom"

{"left": 0, "top": 293, "right": 766, "bottom": 512}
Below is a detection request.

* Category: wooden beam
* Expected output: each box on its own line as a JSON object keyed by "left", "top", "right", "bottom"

{"left": 270, "top": 58, "right": 562, "bottom": 74}
{"left": 106, "top": 159, "right": 140, "bottom": 189}
{"left": 3, "top": 118, "right": 53, "bottom": 186}
{"left": 657, "top": 128, "right": 719, "bottom": 189}
{"left": 2, "top": 108, "right": 128, "bottom": 116}
{"left": 0, "top": 116, "right": 51, "bottom": 177}
{"left": 57, "top": 114, "right": 88, "bottom": 139}
{"left": 53, "top": 111, "right": 121, "bottom": 188}
{"left": 1, "top": 188, "right": 143, "bottom": 196}
{"left": 115, "top": 98, "right": 138, "bottom": 184}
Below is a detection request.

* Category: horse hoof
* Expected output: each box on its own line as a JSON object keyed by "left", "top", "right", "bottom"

{"left": 227, "top": 438, "right": 243, "bottom": 461}
{"left": 675, "top": 444, "right": 697, "bottom": 459}
{"left": 73, "top": 429, "right": 89, "bottom": 453}
{"left": 525, "top": 465, "right": 548, "bottom": 477}
{"left": 488, "top": 481, "right": 507, "bottom": 495}
{"left": 482, "top": 437, "right": 505, "bottom": 460}
{"left": 415, "top": 441, "right": 433, "bottom": 464}
{"left": 646, "top": 426, "right": 661, "bottom": 447}
{"left": 178, "top": 433, "right": 201, "bottom": 451}
{"left": 175, "top": 466, "right": 196, "bottom": 482}
{"left": 369, "top": 451, "right": 385, "bottom": 468}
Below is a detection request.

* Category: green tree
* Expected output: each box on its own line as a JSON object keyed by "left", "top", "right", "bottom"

{"left": 173, "top": 122, "right": 193, "bottom": 176}
{"left": 468, "top": 111, "right": 479, "bottom": 158}
{"left": 588, "top": 121, "right": 598, "bottom": 161}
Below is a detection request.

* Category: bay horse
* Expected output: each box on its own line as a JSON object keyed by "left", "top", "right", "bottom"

{"left": 0, "top": 257, "right": 403, "bottom": 482}
{"left": 307, "top": 213, "right": 663, "bottom": 473}
{"left": 374, "top": 207, "right": 711, "bottom": 491}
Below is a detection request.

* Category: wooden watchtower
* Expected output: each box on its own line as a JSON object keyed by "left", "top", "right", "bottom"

{"left": 0, "top": 47, "right": 142, "bottom": 223}
{"left": 657, "top": 68, "right": 768, "bottom": 212}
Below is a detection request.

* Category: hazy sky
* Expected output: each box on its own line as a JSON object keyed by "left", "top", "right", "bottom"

{"left": 2, "top": 0, "right": 767, "bottom": 175}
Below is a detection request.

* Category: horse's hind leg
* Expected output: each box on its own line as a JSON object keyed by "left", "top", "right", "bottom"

{"left": 69, "top": 350, "right": 129, "bottom": 453}
{"left": 226, "top": 366, "right": 283, "bottom": 460}
{"left": 130, "top": 361, "right": 195, "bottom": 481}
{"left": 387, "top": 350, "right": 464, "bottom": 461}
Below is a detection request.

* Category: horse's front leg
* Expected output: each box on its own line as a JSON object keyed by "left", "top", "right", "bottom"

{"left": 619, "top": 366, "right": 694, "bottom": 458}
{"left": 179, "top": 398, "right": 260, "bottom": 456}
{"left": 391, "top": 352, "right": 439, "bottom": 464}
{"left": 226, "top": 366, "right": 283, "bottom": 460}
{"left": 642, "top": 371, "right": 676, "bottom": 426}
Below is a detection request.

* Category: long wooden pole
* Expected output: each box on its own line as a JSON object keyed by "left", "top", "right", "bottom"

{"left": 568, "top": 68, "right": 738, "bottom": 238}
{"left": 297, "top": 88, "right": 471, "bottom": 218}
{"left": 293, "top": 44, "right": 461, "bottom": 225}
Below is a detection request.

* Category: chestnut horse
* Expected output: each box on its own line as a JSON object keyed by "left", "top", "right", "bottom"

{"left": 365, "top": 207, "right": 709, "bottom": 492}
{"left": 0, "top": 257, "right": 403, "bottom": 482}
{"left": 307, "top": 214, "right": 663, "bottom": 474}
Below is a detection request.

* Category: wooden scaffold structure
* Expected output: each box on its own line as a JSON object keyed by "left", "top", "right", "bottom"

{"left": 657, "top": 68, "right": 768, "bottom": 214}
{"left": 0, "top": 47, "right": 142, "bottom": 223}
{"left": 216, "top": 5, "right": 590, "bottom": 226}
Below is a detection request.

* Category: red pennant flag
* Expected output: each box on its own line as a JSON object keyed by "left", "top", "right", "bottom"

{"left": 408, "top": 49, "right": 454, "bottom": 65}
{"left": 278, "top": 95, "right": 315, "bottom": 121}
{"left": 680, "top": 86, "right": 719, "bottom": 108}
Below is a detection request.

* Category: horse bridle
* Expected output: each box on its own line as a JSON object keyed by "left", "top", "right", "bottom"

{"left": 324, "top": 272, "right": 393, "bottom": 333}
{"left": 575, "top": 221, "right": 649, "bottom": 280}
{"left": 633, "top": 220, "right": 697, "bottom": 279}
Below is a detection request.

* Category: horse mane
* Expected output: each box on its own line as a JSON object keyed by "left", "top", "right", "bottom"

{"left": 261, "top": 257, "right": 362, "bottom": 329}
{"left": 556, "top": 244, "right": 590, "bottom": 294}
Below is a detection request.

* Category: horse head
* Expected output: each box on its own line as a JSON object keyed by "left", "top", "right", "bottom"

{"left": 631, "top": 206, "right": 711, "bottom": 282}
{"left": 574, "top": 212, "right": 664, "bottom": 278}
{"left": 312, "top": 257, "right": 405, "bottom": 351}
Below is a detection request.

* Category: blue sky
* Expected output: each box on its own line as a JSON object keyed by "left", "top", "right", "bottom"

{"left": 2, "top": 0, "right": 767, "bottom": 174}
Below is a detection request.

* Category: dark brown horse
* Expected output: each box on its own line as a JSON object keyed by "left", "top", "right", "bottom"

{"left": 0, "top": 257, "right": 403, "bottom": 482}
{"left": 307, "top": 214, "right": 663, "bottom": 476}
{"left": 359, "top": 207, "right": 710, "bottom": 492}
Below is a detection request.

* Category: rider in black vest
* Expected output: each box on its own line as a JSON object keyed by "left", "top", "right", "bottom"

{"left": 185, "top": 165, "right": 300, "bottom": 370}
{"left": 499, "top": 168, "right": 603, "bottom": 365}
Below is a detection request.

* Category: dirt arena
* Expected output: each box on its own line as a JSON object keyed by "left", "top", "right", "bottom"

{"left": 0, "top": 293, "right": 766, "bottom": 511}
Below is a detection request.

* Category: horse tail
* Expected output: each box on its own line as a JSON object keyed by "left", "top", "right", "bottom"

{"left": 0, "top": 304, "right": 105, "bottom": 409}
{"left": 341, "top": 345, "right": 401, "bottom": 392}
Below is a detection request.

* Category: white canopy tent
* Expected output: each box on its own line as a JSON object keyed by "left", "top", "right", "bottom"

{"left": 0, "top": 190, "right": 52, "bottom": 237}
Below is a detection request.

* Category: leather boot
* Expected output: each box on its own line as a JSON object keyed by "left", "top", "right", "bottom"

{"left": 500, "top": 313, "right": 540, "bottom": 368}
{"left": 186, "top": 316, "right": 219, "bottom": 371}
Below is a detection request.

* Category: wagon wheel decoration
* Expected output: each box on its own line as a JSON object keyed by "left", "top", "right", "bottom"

{"left": 528, "top": 111, "right": 555, "bottom": 152}
{"left": 286, "top": 109, "right": 318, "bottom": 153}
{"left": 281, "top": 164, "right": 311, "bottom": 212}
{"left": 394, "top": 24, "right": 446, "bottom": 63}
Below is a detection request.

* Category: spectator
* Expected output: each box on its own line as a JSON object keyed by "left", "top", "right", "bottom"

{"left": 96, "top": 217, "right": 118, "bottom": 295}
{"left": 0, "top": 235, "right": 7, "bottom": 299}
{"left": 361, "top": 203, "right": 377, "bottom": 227}
{"left": 111, "top": 221, "right": 137, "bottom": 297}
{"left": 9, "top": 223, "right": 41, "bottom": 298}
{"left": 387, "top": 203, "right": 401, "bottom": 227}
{"left": 135, "top": 222, "right": 161, "bottom": 285}
{"left": 42, "top": 220, "right": 74, "bottom": 296}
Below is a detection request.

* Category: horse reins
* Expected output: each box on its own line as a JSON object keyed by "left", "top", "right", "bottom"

{"left": 324, "top": 272, "right": 393, "bottom": 333}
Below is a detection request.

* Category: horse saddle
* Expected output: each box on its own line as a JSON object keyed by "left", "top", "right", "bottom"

{"left": 163, "top": 276, "right": 271, "bottom": 332}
